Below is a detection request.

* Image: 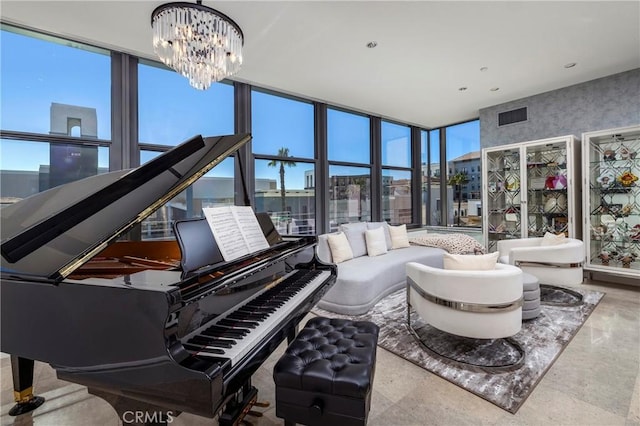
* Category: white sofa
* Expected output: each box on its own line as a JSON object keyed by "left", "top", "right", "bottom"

{"left": 497, "top": 237, "right": 585, "bottom": 286}
{"left": 315, "top": 223, "right": 445, "bottom": 315}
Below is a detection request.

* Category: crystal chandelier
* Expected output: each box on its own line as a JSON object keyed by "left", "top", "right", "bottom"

{"left": 151, "top": 1, "right": 244, "bottom": 90}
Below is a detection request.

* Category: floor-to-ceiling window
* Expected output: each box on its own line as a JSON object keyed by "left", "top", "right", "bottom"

{"left": 381, "top": 120, "right": 412, "bottom": 225}
{"left": 137, "top": 60, "right": 235, "bottom": 239}
{"left": 445, "top": 119, "right": 481, "bottom": 227}
{"left": 327, "top": 108, "right": 371, "bottom": 230}
{"left": 0, "top": 25, "right": 111, "bottom": 208}
{"left": 251, "top": 89, "right": 316, "bottom": 235}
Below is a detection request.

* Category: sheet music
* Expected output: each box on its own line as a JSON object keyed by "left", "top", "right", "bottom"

{"left": 203, "top": 206, "right": 269, "bottom": 261}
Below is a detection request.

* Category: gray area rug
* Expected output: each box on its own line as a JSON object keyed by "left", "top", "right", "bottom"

{"left": 313, "top": 286, "right": 604, "bottom": 414}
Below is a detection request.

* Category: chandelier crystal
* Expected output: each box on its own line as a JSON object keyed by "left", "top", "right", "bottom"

{"left": 151, "top": 1, "right": 244, "bottom": 90}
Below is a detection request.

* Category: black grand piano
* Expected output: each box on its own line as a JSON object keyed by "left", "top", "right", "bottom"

{"left": 0, "top": 134, "right": 336, "bottom": 424}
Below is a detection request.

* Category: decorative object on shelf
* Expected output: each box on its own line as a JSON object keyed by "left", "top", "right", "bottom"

{"left": 543, "top": 193, "right": 568, "bottom": 213}
{"left": 592, "top": 225, "right": 608, "bottom": 240}
{"left": 618, "top": 252, "right": 636, "bottom": 268}
{"left": 544, "top": 176, "right": 556, "bottom": 189}
{"left": 629, "top": 224, "right": 640, "bottom": 241}
{"left": 530, "top": 177, "right": 546, "bottom": 190}
{"left": 603, "top": 149, "right": 617, "bottom": 161}
{"left": 598, "top": 250, "right": 611, "bottom": 266}
{"left": 506, "top": 179, "right": 519, "bottom": 191}
{"left": 543, "top": 173, "right": 567, "bottom": 190}
{"left": 617, "top": 170, "right": 638, "bottom": 187}
{"left": 621, "top": 204, "right": 633, "bottom": 217}
{"left": 151, "top": 0, "right": 244, "bottom": 90}
{"left": 620, "top": 146, "right": 637, "bottom": 160}
{"left": 596, "top": 171, "right": 615, "bottom": 188}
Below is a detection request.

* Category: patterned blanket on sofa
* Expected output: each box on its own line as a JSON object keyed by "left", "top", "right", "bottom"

{"left": 410, "top": 233, "right": 486, "bottom": 255}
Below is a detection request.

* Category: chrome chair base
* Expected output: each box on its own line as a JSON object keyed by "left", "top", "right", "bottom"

{"left": 407, "top": 308, "right": 526, "bottom": 373}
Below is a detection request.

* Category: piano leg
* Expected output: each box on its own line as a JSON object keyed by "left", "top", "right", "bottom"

{"left": 8, "top": 356, "right": 45, "bottom": 416}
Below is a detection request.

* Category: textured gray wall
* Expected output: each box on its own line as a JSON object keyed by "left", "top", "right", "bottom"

{"left": 480, "top": 68, "right": 640, "bottom": 148}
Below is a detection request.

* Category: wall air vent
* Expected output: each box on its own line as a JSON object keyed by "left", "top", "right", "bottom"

{"left": 498, "top": 107, "right": 528, "bottom": 127}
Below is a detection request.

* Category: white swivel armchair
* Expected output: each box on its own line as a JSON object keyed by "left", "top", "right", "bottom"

{"left": 497, "top": 237, "right": 585, "bottom": 286}
{"left": 406, "top": 262, "right": 523, "bottom": 339}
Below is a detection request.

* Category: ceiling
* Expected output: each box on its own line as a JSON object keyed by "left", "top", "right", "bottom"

{"left": 2, "top": 1, "right": 639, "bottom": 128}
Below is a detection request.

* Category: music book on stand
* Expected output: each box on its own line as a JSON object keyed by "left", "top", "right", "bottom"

{"left": 203, "top": 206, "right": 270, "bottom": 262}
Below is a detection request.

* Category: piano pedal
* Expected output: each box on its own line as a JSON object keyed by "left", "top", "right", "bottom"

{"left": 219, "top": 386, "right": 268, "bottom": 426}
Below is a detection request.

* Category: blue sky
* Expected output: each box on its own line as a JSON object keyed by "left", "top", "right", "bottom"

{"left": 1, "top": 26, "right": 479, "bottom": 190}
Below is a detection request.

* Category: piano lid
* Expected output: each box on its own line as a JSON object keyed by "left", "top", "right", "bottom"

{"left": 1, "top": 134, "right": 251, "bottom": 281}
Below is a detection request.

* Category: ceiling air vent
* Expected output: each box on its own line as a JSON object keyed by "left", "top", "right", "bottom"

{"left": 498, "top": 107, "right": 528, "bottom": 127}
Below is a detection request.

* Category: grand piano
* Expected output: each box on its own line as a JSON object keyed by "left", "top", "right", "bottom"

{"left": 0, "top": 134, "right": 336, "bottom": 424}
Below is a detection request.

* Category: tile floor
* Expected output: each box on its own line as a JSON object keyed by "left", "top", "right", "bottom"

{"left": 1, "top": 278, "right": 639, "bottom": 426}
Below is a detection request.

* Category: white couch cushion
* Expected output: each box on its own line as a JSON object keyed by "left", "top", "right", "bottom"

{"left": 365, "top": 227, "right": 388, "bottom": 256}
{"left": 389, "top": 224, "right": 410, "bottom": 249}
{"left": 327, "top": 232, "right": 354, "bottom": 263}
{"left": 443, "top": 252, "right": 499, "bottom": 271}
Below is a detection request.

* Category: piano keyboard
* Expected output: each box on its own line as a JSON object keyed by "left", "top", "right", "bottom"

{"left": 183, "top": 269, "right": 330, "bottom": 366}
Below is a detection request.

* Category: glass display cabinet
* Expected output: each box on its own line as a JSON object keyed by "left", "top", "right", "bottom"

{"left": 482, "top": 135, "right": 579, "bottom": 252}
{"left": 583, "top": 125, "right": 640, "bottom": 278}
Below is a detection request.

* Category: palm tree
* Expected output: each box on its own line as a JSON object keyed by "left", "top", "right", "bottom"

{"left": 267, "top": 147, "right": 296, "bottom": 214}
{"left": 447, "top": 172, "right": 469, "bottom": 226}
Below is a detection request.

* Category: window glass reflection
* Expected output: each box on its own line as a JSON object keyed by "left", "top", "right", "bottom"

{"left": 139, "top": 152, "right": 235, "bottom": 240}
{"left": 0, "top": 139, "right": 108, "bottom": 206}
{"left": 328, "top": 165, "right": 371, "bottom": 231}
{"left": 381, "top": 121, "right": 411, "bottom": 167}
{"left": 1, "top": 27, "right": 111, "bottom": 139}
{"left": 445, "top": 120, "right": 481, "bottom": 227}
{"left": 255, "top": 159, "right": 315, "bottom": 235}
{"left": 251, "top": 90, "right": 314, "bottom": 159}
{"left": 138, "top": 61, "right": 234, "bottom": 146}
{"left": 428, "top": 129, "right": 441, "bottom": 225}
{"left": 382, "top": 168, "right": 412, "bottom": 225}
{"left": 328, "top": 108, "right": 370, "bottom": 163}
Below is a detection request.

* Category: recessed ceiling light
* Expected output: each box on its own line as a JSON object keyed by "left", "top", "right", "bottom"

{"left": 564, "top": 62, "right": 577, "bottom": 68}
{"left": 480, "top": 67, "right": 488, "bottom": 72}
{"left": 366, "top": 41, "right": 378, "bottom": 48}
{"left": 490, "top": 87, "right": 500, "bottom": 91}
{"left": 458, "top": 87, "right": 468, "bottom": 91}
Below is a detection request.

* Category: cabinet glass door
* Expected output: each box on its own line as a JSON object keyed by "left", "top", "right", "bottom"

{"left": 525, "top": 142, "right": 569, "bottom": 237}
{"left": 485, "top": 147, "right": 522, "bottom": 252}
{"left": 585, "top": 127, "right": 640, "bottom": 275}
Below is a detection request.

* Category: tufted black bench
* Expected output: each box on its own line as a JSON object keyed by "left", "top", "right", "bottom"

{"left": 273, "top": 317, "right": 379, "bottom": 426}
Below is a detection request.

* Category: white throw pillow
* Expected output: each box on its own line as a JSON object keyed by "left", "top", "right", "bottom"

{"left": 366, "top": 222, "right": 392, "bottom": 250}
{"left": 540, "top": 232, "right": 567, "bottom": 246}
{"left": 443, "top": 252, "right": 499, "bottom": 271}
{"left": 389, "top": 224, "right": 410, "bottom": 249}
{"left": 365, "top": 227, "right": 388, "bottom": 257}
{"left": 327, "top": 232, "right": 354, "bottom": 263}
